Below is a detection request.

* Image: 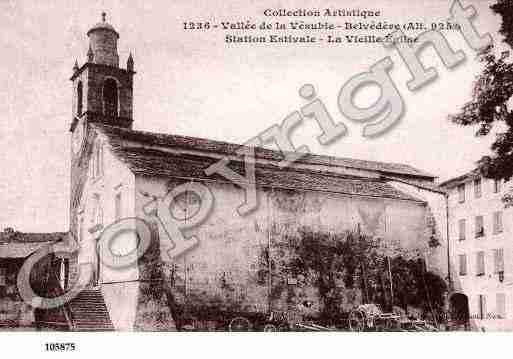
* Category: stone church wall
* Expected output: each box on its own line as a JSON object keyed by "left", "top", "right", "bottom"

{"left": 135, "top": 176, "right": 432, "bottom": 328}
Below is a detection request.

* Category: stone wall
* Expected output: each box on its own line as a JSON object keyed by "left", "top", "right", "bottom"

{"left": 135, "top": 176, "right": 432, "bottom": 328}
{"left": 0, "top": 257, "right": 55, "bottom": 329}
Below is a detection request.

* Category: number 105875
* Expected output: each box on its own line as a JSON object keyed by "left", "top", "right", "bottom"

{"left": 45, "top": 343, "right": 76, "bottom": 351}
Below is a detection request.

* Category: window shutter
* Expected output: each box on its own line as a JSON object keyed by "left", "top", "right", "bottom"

{"left": 494, "top": 249, "right": 499, "bottom": 273}
{"left": 493, "top": 249, "right": 504, "bottom": 273}
{"left": 115, "top": 192, "right": 122, "bottom": 220}
{"left": 0, "top": 267, "right": 6, "bottom": 286}
{"left": 496, "top": 293, "right": 506, "bottom": 319}
{"left": 474, "top": 178, "right": 482, "bottom": 198}
{"left": 459, "top": 255, "right": 466, "bottom": 275}
{"left": 477, "top": 251, "right": 485, "bottom": 275}
{"left": 475, "top": 216, "right": 484, "bottom": 238}
{"left": 479, "top": 295, "right": 487, "bottom": 319}
{"left": 494, "top": 179, "right": 502, "bottom": 193}
{"left": 458, "top": 184, "right": 465, "bottom": 203}
{"left": 459, "top": 219, "right": 466, "bottom": 240}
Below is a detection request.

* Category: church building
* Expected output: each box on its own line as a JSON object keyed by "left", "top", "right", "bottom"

{"left": 32, "top": 14, "right": 451, "bottom": 331}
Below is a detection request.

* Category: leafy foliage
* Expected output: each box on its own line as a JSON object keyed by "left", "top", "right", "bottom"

{"left": 449, "top": 1, "right": 513, "bottom": 206}
{"left": 491, "top": 0, "right": 513, "bottom": 49}
{"left": 286, "top": 228, "right": 447, "bottom": 317}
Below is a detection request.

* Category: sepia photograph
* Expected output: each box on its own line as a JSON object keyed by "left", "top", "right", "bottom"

{"left": 1, "top": 0, "right": 513, "bottom": 356}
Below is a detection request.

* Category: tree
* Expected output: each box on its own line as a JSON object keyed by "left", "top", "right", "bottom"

{"left": 449, "top": 1, "right": 513, "bottom": 206}
{"left": 287, "top": 228, "right": 447, "bottom": 318}
{"left": 491, "top": 0, "right": 513, "bottom": 49}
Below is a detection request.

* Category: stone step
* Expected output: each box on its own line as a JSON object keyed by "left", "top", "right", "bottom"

{"left": 70, "top": 307, "right": 109, "bottom": 312}
{"left": 67, "top": 289, "right": 114, "bottom": 332}
{"left": 69, "top": 305, "right": 108, "bottom": 310}
{"left": 72, "top": 314, "right": 111, "bottom": 320}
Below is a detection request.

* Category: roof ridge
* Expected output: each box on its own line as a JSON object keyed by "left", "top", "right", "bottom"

{"left": 116, "top": 145, "right": 388, "bottom": 182}
{"left": 94, "top": 124, "right": 434, "bottom": 178}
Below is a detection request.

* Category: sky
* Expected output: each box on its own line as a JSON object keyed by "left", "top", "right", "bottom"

{"left": 0, "top": 0, "right": 508, "bottom": 232}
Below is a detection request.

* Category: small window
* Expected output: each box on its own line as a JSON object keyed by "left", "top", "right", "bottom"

{"left": 494, "top": 179, "right": 502, "bottom": 193}
{"left": 474, "top": 178, "right": 482, "bottom": 198}
{"left": 493, "top": 211, "right": 503, "bottom": 234}
{"left": 60, "top": 259, "right": 70, "bottom": 290}
{"left": 476, "top": 251, "right": 485, "bottom": 276}
{"left": 103, "top": 78, "right": 118, "bottom": 117}
{"left": 496, "top": 293, "right": 506, "bottom": 319}
{"left": 79, "top": 217, "right": 85, "bottom": 242}
{"left": 478, "top": 295, "right": 487, "bottom": 320}
{"left": 115, "top": 192, "right": 122, "bottom": 220}
{"left": 459, "top": 254, "right": 467, "bottom": 276}
{"left": 92, "top": 143, "right": 103, "bottom": 179}
{"left": 493, "top": 248, "right": 504, "bottom": 274}
{"left": 77, "top": 81, "right": 83, "bottom": 116}
{"left": 475, "top": 216, "right": 484, "bottom": 238}
{"left": 0, "top": 267, "right": 6, "bottom": 286}
{"left": 458, "top": 184, "right": 465, "bottom": 203}
{"left": 92, "top": 194, "right": 103, "bottom": 227}
{"left": 458, "top": 219, "right": 466, "bottom": 241}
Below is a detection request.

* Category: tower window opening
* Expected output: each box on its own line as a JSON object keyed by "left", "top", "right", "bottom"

{"left": 77, "top": 81, "right": 83, "bottom": 116}
{"left": 103, "top": 78, "right": 118, "bottom": 116}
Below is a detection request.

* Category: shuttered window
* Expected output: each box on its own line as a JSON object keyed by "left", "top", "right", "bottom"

{"left": 476, "top": 251, "right": 485, "bottom": 276}
{"left": 496, "top": 293, "right": 506, "bottom": 319}
{"left": 458, "top": 219, "right": 466, "bottom": 241}
{"left": 459, "top": 254, "right": 467, "bottom": 276}
{"left": 92, "top": 194, "right": 103, "bottom": 227}
{"left": 115, "top": 192, "right": 122, "bottom": 220}
{"left": 493, "top": 211, "right": 503, "bottom": 234}
{"left": 79, "top": 217, "right": 84, "bottom": 242}
{"left": 458, "top": 254, "right": 467, "bottom": 275}
{"left": 92, "top": 143, "right": 104, "bottom": 179}
{"left": 458, "top": 184, "right": 465, "bottom": 203}
{"left": 475, "top": 216, "right": 484, "bottom": 238}
{"left": 494, "top": 248, "right": 504, "bottom": 273}
{"left": 474, "top": 178, "right": 482, "bottom": 198}
{"left": 0, "top": 267, "right": 6, "bottom": 286}
{"left": 494, "top": 179, "right": 502, "bottom": 193}
{"left": 478, "top": 295, "right": 487, "bottom": 320}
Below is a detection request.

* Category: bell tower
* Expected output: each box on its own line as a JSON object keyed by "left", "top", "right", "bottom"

{"left": 68, "top": 12, "right": 136, "bottom": 261}
{"left": 70, "top": 12, "right": 135, "bottom": 132}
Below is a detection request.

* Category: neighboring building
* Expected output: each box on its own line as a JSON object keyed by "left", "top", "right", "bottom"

{"left": 0, "top": 228, "right": 67, "bottom": 330}
{"left": 441, "top": 171, "right": 512, "bottom": 331}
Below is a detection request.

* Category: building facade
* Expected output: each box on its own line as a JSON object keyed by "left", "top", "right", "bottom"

{"left": 0, "top": 229, "right": 68, "bottom": 329}
{"left": 441, "top": 171, "right": 512, "bottom": 331}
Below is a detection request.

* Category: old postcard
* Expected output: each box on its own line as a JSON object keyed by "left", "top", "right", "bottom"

{"left": 1, "top": 0, "right": 512, "bottom": 356}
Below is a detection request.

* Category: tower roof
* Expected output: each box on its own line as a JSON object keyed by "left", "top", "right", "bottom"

{"left": 87, "top": 12, "right": 119, "bottom": 38}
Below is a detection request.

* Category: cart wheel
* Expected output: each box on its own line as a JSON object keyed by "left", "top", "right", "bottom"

{"left": 229, "top": 316, "right": 252, "bottom": 331}
{"left": 263, "top": 324, "right": 277, "bottom": 332}
{"left": 348, "top": 310, "right": 365, "bottom": 332}
{"left": 278, "top": 323, "right": 290, "bottom": 332}
{"left": 385, "top": 318, "right": 401, "bottom": 331}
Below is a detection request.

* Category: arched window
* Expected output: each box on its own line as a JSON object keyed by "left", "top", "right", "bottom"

{"left": 103, "top": 78, "right": 118, "bottom": 116}
{"left": 77, "top": 81, "right": 83, "bottom": 116}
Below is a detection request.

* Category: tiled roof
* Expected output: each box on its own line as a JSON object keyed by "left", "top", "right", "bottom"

{"left": 94, "top": 124, "right": 435, "bottom": 179}
{"left": 0, "top": 231, "right": 67, "bottom": 258}
{"left": 382, "top": 176, "right": 447, "bottom": 194}
{"left": 110, "top": 146, "right": 424, "bottom": 203}
{"left": 439, "top": 169, "right": 481, "bottom": 189}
